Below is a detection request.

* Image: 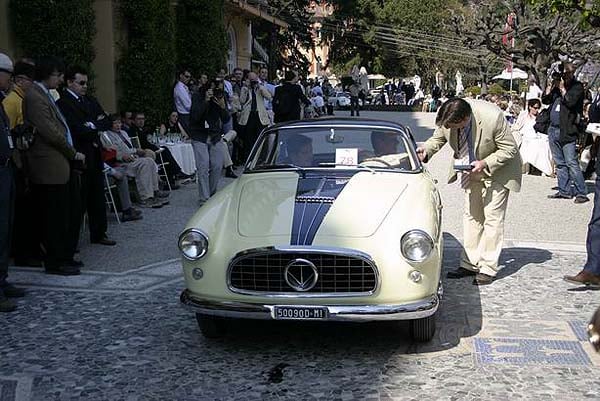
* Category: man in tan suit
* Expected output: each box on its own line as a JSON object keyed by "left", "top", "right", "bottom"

{"left": 23, "top": 57, "right": 86, "bottom": 276}
{"left": 417, "top": 98, "right": 522, "bottom": 285}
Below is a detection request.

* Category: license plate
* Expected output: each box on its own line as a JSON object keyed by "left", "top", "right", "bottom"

{"left": 273, "top": 306, "right": 328, "bottom": 320}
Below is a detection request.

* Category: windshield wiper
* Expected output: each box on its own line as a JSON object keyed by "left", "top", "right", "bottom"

{"left": 318, "top": 162, "right": 376, "bottom": 173}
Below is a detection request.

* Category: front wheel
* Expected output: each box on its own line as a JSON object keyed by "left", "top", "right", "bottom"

{"left": 195, "top": 313, "right": 227, "bottom": 339}
{"left": 409, "top": 313, "right": 436, "bottom": 342}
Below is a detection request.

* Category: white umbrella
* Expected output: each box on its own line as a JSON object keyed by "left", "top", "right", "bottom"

{"left": 492, "top": 68, "right": 528, "bottom": 80}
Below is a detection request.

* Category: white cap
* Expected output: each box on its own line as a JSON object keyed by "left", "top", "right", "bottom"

{"left": 0, "top": 53, "right": 13, "bottom": 73}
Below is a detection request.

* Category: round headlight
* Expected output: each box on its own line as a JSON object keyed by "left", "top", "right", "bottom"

{"left": 178, "top": 229, "right": 209, "bottom": 260}
{"left": 401, "top": 230, "right": 434, "bottom": 263}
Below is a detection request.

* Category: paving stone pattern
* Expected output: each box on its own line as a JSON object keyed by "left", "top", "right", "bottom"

{"left": 2, "top": 248, "right": 600, "bottom": 401}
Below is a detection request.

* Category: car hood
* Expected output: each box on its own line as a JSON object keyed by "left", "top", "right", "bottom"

{"left": 237, "top": 171, "right": 409, "bottom": 241}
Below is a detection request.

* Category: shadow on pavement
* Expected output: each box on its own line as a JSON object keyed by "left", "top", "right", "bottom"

{"left": 495, "top": 247, "right": 553, "bottom": 280}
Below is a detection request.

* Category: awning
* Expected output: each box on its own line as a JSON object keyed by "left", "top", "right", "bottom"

{"left": 492, "top": 68, "right": 528, "bottom": 80}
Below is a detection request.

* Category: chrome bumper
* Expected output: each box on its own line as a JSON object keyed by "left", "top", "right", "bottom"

{"left": 180, "top": 289, "right": 440, "bottom": 321}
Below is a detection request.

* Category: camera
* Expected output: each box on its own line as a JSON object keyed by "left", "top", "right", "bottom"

{"left": 549, "top": 61, "right": 564, "bottom": 81}
{"left": 212, "top": 87, "right": 224, "bottom": 98}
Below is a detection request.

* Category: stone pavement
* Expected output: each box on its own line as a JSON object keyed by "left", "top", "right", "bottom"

{"left": 2, "top": 111, "right": 599, "bottom": 400}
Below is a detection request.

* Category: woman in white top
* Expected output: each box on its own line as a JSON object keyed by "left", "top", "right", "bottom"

{"left": 513, "top": 98, "right": 554, "bottom": 175}
{"left": 511, "top": 98, "right": 540, "bottom": 147}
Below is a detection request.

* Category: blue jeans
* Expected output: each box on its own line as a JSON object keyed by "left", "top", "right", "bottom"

{"left": 548, "top": 126, "right": 586, "bottom": 197}
{"left": 584, "top": 178, "right": 600, "bottom": 275}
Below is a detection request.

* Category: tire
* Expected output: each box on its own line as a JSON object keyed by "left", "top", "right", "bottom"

{"left": 409, "top": 313, "right": 436, "bottom": 342}
{"left": 195, "top": 313, "right": 227, "bottom": 339}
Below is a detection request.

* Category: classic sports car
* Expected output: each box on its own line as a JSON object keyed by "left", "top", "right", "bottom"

{"left": 179, "top": 118, "right": 443, "bottom": 341}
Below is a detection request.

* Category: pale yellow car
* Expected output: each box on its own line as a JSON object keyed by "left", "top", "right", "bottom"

{"left": 179, "top": 118, "right": 443, "bottom": 341}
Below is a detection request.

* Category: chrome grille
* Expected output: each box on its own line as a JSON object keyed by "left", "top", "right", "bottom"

{"left": 228, "top": 251, "right": 377, "bottom": 295}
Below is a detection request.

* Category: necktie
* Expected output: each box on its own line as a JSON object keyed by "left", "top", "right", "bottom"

{"left": 46, "top": 92, "right": 73, "bottom": 146}
{"left": 457, "top": 128, "right": 471, "bottom": 189}
{"left": 251, "top": 90, "right": 257, "bottom": 112}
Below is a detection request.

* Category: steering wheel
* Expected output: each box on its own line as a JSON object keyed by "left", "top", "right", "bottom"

{"left": 359, "top": 157, "right": 393, "bottom": 168}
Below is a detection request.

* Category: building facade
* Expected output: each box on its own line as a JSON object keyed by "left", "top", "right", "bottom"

{"left": 0, "top": 0, "right": 286, "bottom": 112}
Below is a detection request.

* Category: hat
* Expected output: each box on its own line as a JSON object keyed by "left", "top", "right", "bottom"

{"left": 13, "top": 61, "right": 35, "bottom": 79}
{"left": 0, "top": 53, "right": 14, "bottom": 73}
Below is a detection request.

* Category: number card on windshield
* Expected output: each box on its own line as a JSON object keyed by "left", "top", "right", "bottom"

{"left": 335, "top": 148, "right": 358, "bottom": 167}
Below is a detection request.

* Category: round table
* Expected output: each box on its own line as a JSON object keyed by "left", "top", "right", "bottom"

{"left": 162, "top": 142, "right": 196, "bottom": 175}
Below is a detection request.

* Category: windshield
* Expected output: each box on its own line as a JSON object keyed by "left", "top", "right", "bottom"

{"left": 246, "top": 126, "right": 419, "bottom": 172}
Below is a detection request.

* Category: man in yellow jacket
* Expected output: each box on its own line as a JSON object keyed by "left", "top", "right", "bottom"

{"left": 417, "top": 98, "right": 522, "bottom": 285}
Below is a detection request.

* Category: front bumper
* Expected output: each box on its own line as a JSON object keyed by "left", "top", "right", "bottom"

{"left": 180, "top": 289, "right": 440, "bottom": 321}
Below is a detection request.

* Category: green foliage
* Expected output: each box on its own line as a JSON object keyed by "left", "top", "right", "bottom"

{"left": 176, "top": 0, "right": 227, "bottom": 77}
{"left": 465, "top": 85, "right": 482, "bottom": 96}
{"left": 323, "top": 0, "right": 468, "bottom": 84}
{"left": 253, "top": 0, "right": 313, "bottom": 74}
{"left": 488, "top": 83, "right": 506, "bottom": 95}
{"left": 9, "top": 0, "right": 96, "bottom": 68}
{"left": 118, "top": 0, "right": 175, "bottom": 127}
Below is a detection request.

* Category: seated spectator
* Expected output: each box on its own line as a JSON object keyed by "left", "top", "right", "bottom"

{"left": 515, "top": 99, "right": 554, "bottom": 176}
{"left": 129, "top": 111, "right": 184, "bottom": 188}
{"left": 103, "top": 163, "right": 143, "bottom": 221}
{"left": 160, "top": 111, "right": 188, "bottom": 138}
{"left": 101, "top": 115, "right": 170, "bottom": 208}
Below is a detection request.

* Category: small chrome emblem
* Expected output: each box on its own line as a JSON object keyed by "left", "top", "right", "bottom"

{"left": 284, "top": 258, "right": 318, "bottom": 292}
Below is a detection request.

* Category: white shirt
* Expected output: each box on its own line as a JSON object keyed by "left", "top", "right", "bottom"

{"left": 173, "top": 81, "right": 191, "bottom": 114}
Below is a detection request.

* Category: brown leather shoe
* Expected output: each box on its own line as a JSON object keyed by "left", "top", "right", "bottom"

{"left": 473, "top": 273, "right": 495, "bottom": 285}
{"left": 563, "top": 270, "right": 600, "bottom": 287}
{"left": 588, "top": 306, "right": 600, "bottom": 353}
{"left": 446, "top": 267, "right": 477, "bottom": 279}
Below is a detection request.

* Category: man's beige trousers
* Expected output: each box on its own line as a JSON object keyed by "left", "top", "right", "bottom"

{"left": 460, "top": 179, "right": 510, "bottom": 277}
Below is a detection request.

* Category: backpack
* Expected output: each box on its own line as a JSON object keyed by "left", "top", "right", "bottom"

{"left": 273, "top": 88, "right": 294, "bottom": 116}
{"left": 533, "top": 108, "right": 550, "bottom": 134}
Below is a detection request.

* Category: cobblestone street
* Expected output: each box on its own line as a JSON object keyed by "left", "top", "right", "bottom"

{"left": 2, "top": 112, "right": 599, "bottom": 400}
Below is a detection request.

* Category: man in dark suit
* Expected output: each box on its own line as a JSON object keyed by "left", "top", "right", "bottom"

{"left": 23, "top": 57, "right": 86, "bottom": 275}
{"left": 0, "top": 52, "right": 25, "bottom": 312}
{"left": 273, "top": 70, "right": 310, "bottom": 124}
{"left": 57, "top": 65, "right": 116, "bottom": 246}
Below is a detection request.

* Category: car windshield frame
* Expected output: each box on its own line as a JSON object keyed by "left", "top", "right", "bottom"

{"left": 244, "top": 123, "right": 422, "bottom": 174}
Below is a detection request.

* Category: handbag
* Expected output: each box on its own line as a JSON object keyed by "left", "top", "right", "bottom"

{"left": 533, "top": 108, "right": 550, "bottom": 134}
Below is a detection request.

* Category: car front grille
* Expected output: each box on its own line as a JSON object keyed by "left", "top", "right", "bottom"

{"left": 228, "top": 251, "right": 378, "bottom": 295}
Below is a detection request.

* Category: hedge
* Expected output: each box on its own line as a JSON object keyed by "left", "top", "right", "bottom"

{"left": 118, "top": 0, "right": 175, "bottom": 127}
{"left": 176, "top": 0, "right": 227, "bottom": 78}
{"left": 9, "top": 0, "right": 96, "bottom": 69}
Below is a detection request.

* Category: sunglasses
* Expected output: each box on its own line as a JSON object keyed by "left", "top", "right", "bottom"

{"left": 77, "top": 80, "right": 88, "bottom": 86}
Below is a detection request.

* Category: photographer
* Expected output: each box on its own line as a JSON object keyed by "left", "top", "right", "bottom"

{"left": 238, "top": 72, "right": 271, "bottom": 162}
{"left": 189, "top": 79, "right": 230, "bottom": 203}
{"left": 542, "top": 62, "right": 588, "bottom": 203}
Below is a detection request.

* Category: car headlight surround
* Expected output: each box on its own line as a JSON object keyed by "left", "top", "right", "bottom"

{"left": 178, "top": 228, "right": 209, "bottom": 260}
{"left": 400, "top": 229, "right": 434, "bottom": 263}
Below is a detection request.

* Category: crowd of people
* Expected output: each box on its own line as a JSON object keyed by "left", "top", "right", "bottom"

{"left": 1, "top": 50, "right": 599, "bottom": 312}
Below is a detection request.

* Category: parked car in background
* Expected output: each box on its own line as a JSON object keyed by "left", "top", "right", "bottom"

{"left": 179, "top": 118, "right": 444, "bottom": 342}
{"left": 328, "top": 92, "right": 351, "bottom": 109}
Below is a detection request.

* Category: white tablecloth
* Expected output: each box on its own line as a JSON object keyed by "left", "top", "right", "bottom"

{"left": 520, "top": 133, "right": 554, "bottom": 176}
{"left": 163, "top": 143, "right": 196, "bottom": 175}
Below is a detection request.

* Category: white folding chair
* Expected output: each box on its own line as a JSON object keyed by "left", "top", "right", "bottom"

{"left": 103, "top": 169, "right": 121, "bottom": 224}
{"left": 154, "top": 148, "right": 172, "bottom": 191}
